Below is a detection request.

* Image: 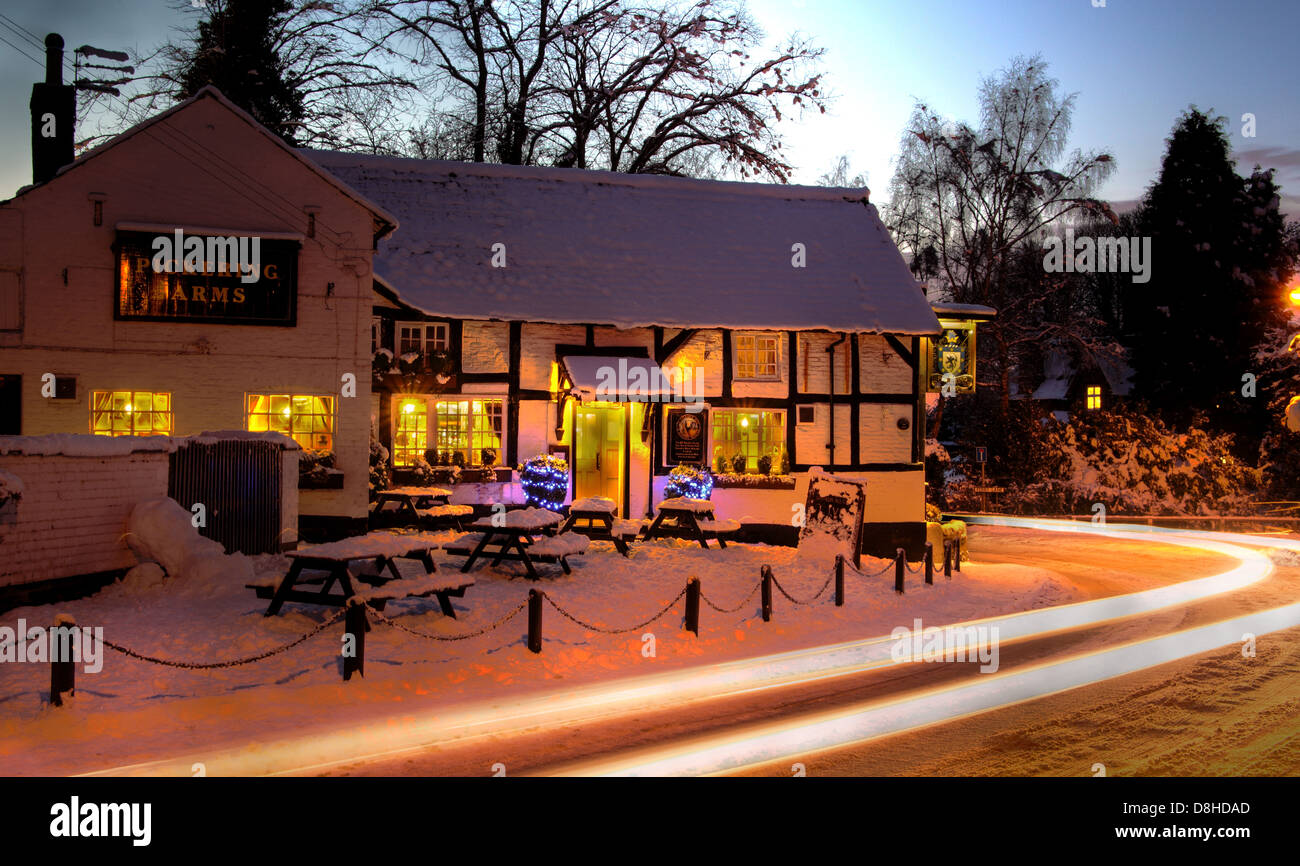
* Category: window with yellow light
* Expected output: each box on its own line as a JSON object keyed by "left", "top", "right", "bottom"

{"left": 1085, "top": 385, "right": 1102, "bottom": 410}
{"left": 711, "top": 409, "right": 784, "bottom": 471}
{"left": 246, "top": 394, "right": 336, "bottom": 451}
{"left": 91, "top": 390, "right": 173, "bottom": 436}
{"left": 393, "top": 397, "right": 428, "bottom": 466}
{"left": 435, "top": 398, "right": 502, "bottom": 465}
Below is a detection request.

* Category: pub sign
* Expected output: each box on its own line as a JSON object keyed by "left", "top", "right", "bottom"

{"left": 115, "top": 230, "right": 299, "bottom": 325}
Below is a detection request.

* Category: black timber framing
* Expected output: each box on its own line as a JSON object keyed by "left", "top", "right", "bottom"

{"left": 506, "top": 321, "right": 522, "bottom": 466}
{"left": 849, "top": 334, "right": 860, "bottom": 468}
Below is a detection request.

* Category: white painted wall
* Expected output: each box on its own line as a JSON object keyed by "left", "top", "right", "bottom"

{"left": 0, "top": 452, "right": 167, "bottom": 586}
{"left": 0, "top": 94, "right": 380, "bottom": 519}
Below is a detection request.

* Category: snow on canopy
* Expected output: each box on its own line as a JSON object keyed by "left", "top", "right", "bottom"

{"left": 304, "top": 150, "right": 942, "bottom": 335}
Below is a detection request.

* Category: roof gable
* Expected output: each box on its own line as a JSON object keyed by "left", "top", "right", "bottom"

{"left": 6, "top": 87, "right": 397, "bottom": 237}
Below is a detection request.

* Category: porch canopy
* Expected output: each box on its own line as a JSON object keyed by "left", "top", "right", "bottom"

{"left": 560, "top": 355, "right": 698, "bottom": 403}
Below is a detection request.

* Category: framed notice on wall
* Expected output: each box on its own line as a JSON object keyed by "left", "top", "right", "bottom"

{"left": 798, "top": 471, "right": 867, "bottom": 567}
{"left": 665, "top": 407, "right": 705, "bottom": 465}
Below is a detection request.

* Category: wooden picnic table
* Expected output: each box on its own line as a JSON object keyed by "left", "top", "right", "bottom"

{"left": 370, "top": 486, "right": 454, "bottom": 527}
{"left": 446, "top": 507, "right": 586, "bottom": 579}
{"left": 643, "top": 497, "right": 738, "bottom": 549}
{"left": 251, "top": 532, "right": 472, "bottom": 617}
{"left": 559, "top": 496, "right": 634, "bottom": 557}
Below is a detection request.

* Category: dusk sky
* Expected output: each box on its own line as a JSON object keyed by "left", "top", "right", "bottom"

{"left": 1, "top": 0, "right": 1297, "bottom": 214}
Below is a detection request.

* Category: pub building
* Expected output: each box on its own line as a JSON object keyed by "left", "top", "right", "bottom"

{"left": 1, "top": 38, "right": 989, "bottom": 555}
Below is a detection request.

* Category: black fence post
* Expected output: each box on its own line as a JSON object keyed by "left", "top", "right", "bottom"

{"left": 834, "top": 555, "right": 845, "bottom": 607}
{"left": 954, "top": 537, "right": 962, "bottom": 573}
{"left": 944, "top": 541, "right": 953, "bottom": 579}
{"left": 760, "top": 565, "right": 773, "bottom": 622}
{"left": 527, "top": 589, "right": 544, "bottom": 653}
{"left": 343, "top": 601, "right": 366, "bottom": 681}
{"left": 684, "top": 576, "right": 700, "bottom": 636}
{"left": 894, "top": 548, "right": 905, "bottom": 594}
{"left": 924, "top": 542, "right": 934, "bottom": 585}
{"left": 50, "top": 615, "right": 75, "bottom": 707}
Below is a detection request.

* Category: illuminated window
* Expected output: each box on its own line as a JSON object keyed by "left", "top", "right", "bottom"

{"left": 91, "top": 390, "right": 173, "bottom": 436}
{"left": 246, "top": 394, "right": 336, "bottom": 451}
{"left": 1085, "top": 385, "right": 1102, "bottom": 410}
{"left": 398, "top": 322, "right": 449, "bottom": 355}
{"left": 712, "top": 409, "right": 784, "bottom": 471}
{"left": 434, "top": 399, "right": 502, "bottom": 464}
{"left": 734, "top": 332, "right": 780, "bottom": 380}
{"left": 393, "top": 398, "right": 429, "bottom": 467}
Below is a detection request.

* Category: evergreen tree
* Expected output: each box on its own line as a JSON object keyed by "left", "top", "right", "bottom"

{"left": 177, "top": 0, "right": 305, "bottom": 144}
{"left": 1127, "top": 109, "right": 1296, "bottom": 450}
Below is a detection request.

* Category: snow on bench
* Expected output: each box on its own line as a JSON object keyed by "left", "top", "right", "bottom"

{"left": 351, "top": 572, "right": 475, "bottom": 603}
{"left": 288, "top": 531, "right": 444, "bottom": 561}
{"left": 657, "top": 497, "right": 714, "bottom": 513}
{"left": 444, "top": 533, "right": 485, "bottom": 554}
{"left": 569, "top": 496, "right": 618, "bottom": 513}
{"left": 696, "top": 519, "right": 740, "bottom": 534}
{"left": 612, "top": 518, "right": 647, "bottom": 538}
{"left": 528, "top": 533, "right": 590, "bottom": 558}
{"left": 415, "top": 504, "right": 474, "bottom": 519}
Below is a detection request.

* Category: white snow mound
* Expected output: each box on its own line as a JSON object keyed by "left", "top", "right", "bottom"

{"left": 125, "top": 498, "right": 254, "bottom": 587}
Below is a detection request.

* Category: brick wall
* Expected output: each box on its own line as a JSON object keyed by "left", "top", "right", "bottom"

{"left": 0, "top": 452, "right": 169, "bottom": 587}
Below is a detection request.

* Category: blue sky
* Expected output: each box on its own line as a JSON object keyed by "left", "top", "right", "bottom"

{"left": 2, "top": 0, "right": 1298, "bottom": 213}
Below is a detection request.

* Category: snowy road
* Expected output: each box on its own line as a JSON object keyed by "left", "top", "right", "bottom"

{"left": 313, "top": 522, "right": 1300, "bottom": 777}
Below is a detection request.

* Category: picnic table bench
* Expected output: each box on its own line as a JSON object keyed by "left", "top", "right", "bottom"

{"left": 642, "top": 497, "right": 739, "bottom": 549}
{"left": 249, "top": 532, "right": 473, "bottom": 617}
{"left": 443, "top": 507, "right": 588, "bottom": 579}
{"left": 558, "top": 496, "right": 637, "bottom": 557}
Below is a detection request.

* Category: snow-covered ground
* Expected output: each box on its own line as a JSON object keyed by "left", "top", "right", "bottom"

{"left": 0, "top": 530, "right": 1098, "bottom": 775}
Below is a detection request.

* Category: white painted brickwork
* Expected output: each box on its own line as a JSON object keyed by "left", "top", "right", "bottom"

{"left": 0, "top": 453, "right": 167, "bottom": 587}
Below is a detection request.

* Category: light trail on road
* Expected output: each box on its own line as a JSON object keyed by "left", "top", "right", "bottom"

{"left": 78, "top": 520, "right": 1286, "bottom": 777}
{"left": 576, "top": 601, "right": 1300, "bottom": 777}
{"left": 558, "top": 519, "right": 1294, "bottom": 776}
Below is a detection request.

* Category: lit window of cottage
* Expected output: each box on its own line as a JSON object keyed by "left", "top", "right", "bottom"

{"left": 734, "top": 332, "right": 781, "bottom": 380}
{"left": 90, "top": 390, "right": 173, "bottom": 436}
{"left": 393, "top": 398, "right": 428, "bottom": 467}
{"left": 711, "top": 409, "right": 784, "bottom": 472}
{"left": 434, "top": 399, "right": 502, "bottom": 465}
{"left": 246, "top": 394, "right": 336, "bottom": 451}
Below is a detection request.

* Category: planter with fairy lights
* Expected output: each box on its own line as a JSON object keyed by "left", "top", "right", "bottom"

{"left": 663, "top": 464, "right": 714, "bottom": 500}
{"left": 519, "top": 454, "right": 569, "bottom": 511}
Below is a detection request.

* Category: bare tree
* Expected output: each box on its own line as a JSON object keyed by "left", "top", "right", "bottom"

{"left": 883, "top": 55, "right": 1116, "bottom": 409}
{"left": 365, "top": 0, "right": 826, "bottom": 179}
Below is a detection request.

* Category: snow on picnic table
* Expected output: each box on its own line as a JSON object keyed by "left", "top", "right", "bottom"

{"left": 288, "top": 531, "right": 446, "bottom": 560}
{"left": 0, "top": 530, "right": 1083, "bottom": 775}
{"left": 656, "top": 497, "right": 714, "bottom": 513}
{"left": 377, "top": 486, "right": 453, "bottom": 499}
{"left": 470, "top": 506, "right": 564, "bottom": 529}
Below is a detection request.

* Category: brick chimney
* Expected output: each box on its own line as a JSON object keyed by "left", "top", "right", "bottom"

{"left": 29, "top": 33, "right": 75, "bottom": 185}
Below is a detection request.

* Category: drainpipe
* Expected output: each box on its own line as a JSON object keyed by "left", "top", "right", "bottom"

{"left": 826, "top": 333, "right": 847, "bottom": 468}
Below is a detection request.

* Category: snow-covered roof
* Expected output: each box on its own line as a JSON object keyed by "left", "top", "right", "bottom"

{"left": 932, "top": 302, "right": 998, "bottom": 321}
{"left": 304, "top": 150, "right": 941, "bottom": 335}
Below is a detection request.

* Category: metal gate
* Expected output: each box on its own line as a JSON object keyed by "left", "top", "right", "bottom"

{"left": 168, "top": 439, "right": 283, "bottom": 555}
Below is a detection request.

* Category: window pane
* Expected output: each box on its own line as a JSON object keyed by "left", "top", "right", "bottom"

{"left": 91, "top": 390, "right": 172, "bottom": 437}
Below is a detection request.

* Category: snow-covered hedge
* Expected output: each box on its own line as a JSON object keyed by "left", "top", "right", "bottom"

{"left": 943, "top": 405, "right": 1261, "bottom": 515}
